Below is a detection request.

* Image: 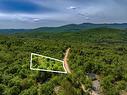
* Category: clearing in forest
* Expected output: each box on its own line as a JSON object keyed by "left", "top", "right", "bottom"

{"left": 30, "top": 53, "right": 67, "bottom": 74}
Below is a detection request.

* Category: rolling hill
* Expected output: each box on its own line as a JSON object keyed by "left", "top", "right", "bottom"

{"left": 0, "top": 23, "right": 127, "bottom": 34}
{"left": 14, "top": 27, "right": 127, "bottom": 44}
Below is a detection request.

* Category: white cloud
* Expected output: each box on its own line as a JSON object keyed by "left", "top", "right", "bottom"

{"left": 33, "top": 18, "right": 40, "bottom": 22}
{"left": 67, "top": 6, "right": 77, "bottom": 10}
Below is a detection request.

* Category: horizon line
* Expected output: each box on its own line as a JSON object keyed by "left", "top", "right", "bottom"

{"left": 0, "top": 22, "right": 127, "bottom": 29}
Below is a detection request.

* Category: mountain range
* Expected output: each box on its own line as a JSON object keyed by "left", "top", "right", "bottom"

{"left": 0, "top": 23, "right": 127, "bottom": 34}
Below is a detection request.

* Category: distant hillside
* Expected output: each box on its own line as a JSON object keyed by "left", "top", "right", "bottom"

{"left": 30, "top": 23, "right": 127, "bottom": 33}
{"left": 78, "top": 23, "right": 127, "bottom": 29}
{"left": 0, "top": 29, "right": 31, "bottom": 34}
{"left": 15, "top": 27, "right": 127, "bottom": 43}
{"left": 0, "top": 23, "right": 127, "bottom": 34}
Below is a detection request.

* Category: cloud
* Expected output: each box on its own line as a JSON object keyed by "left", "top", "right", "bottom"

{"left": 17, "top": 17, "right": 41, "bottom": 22}
{"left": 67, "top": 6, "right": 77, "bottom": 10}
{"left": 33, "top": 18, "right": 41, "bottom": 22}
{"left": 0, "top": 0, "right": 127, "bottom": 28}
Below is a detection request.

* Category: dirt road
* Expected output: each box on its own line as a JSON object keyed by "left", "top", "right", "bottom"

{"left": 63, "top": 48, "right": 99, "bottom": 95}
{"left": 63, "top": 48, "right": 71, "bottom": 73}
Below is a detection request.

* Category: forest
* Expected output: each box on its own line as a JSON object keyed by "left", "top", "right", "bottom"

{"left": 0, "top": 27, "right": 127, "bottom": 95}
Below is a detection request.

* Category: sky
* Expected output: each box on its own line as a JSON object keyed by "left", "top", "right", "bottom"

{"left": 0, "top": 0, "right": 127, "bottom": 29}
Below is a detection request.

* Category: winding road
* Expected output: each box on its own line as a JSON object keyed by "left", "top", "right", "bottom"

{"left": 63, "top": 48, "right": 71, "bottom": 73}
{"left": 63, "top": 48, "right": 99, "bottom": 95}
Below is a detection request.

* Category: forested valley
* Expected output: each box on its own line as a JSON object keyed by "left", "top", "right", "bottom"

{"left": 0, "top": 27, "right": 127, "bottom": 95}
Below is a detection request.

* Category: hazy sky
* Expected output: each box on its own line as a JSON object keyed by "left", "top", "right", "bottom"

{"left": 0, "top": 0, "right": 127, "bottom": 29}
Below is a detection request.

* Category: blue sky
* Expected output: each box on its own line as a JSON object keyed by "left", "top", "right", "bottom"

{"left": 0, "top": 0, "right": 127, "bottom": 29}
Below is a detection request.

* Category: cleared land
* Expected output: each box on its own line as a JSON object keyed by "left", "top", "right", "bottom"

{"left": 31, "top": 53, "right": 66, "bottom": 73}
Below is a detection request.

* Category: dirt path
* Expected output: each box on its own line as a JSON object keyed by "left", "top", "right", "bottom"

{"left": 63, "top": 48, "right": 99, "bottom": 95}
{"left": 64, "top": 48, "right": 71, "bottom": 73}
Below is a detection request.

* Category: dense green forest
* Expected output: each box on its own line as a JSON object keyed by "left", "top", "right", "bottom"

{"left": 0, "top": 27, "right": 127, "bottom": 95}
